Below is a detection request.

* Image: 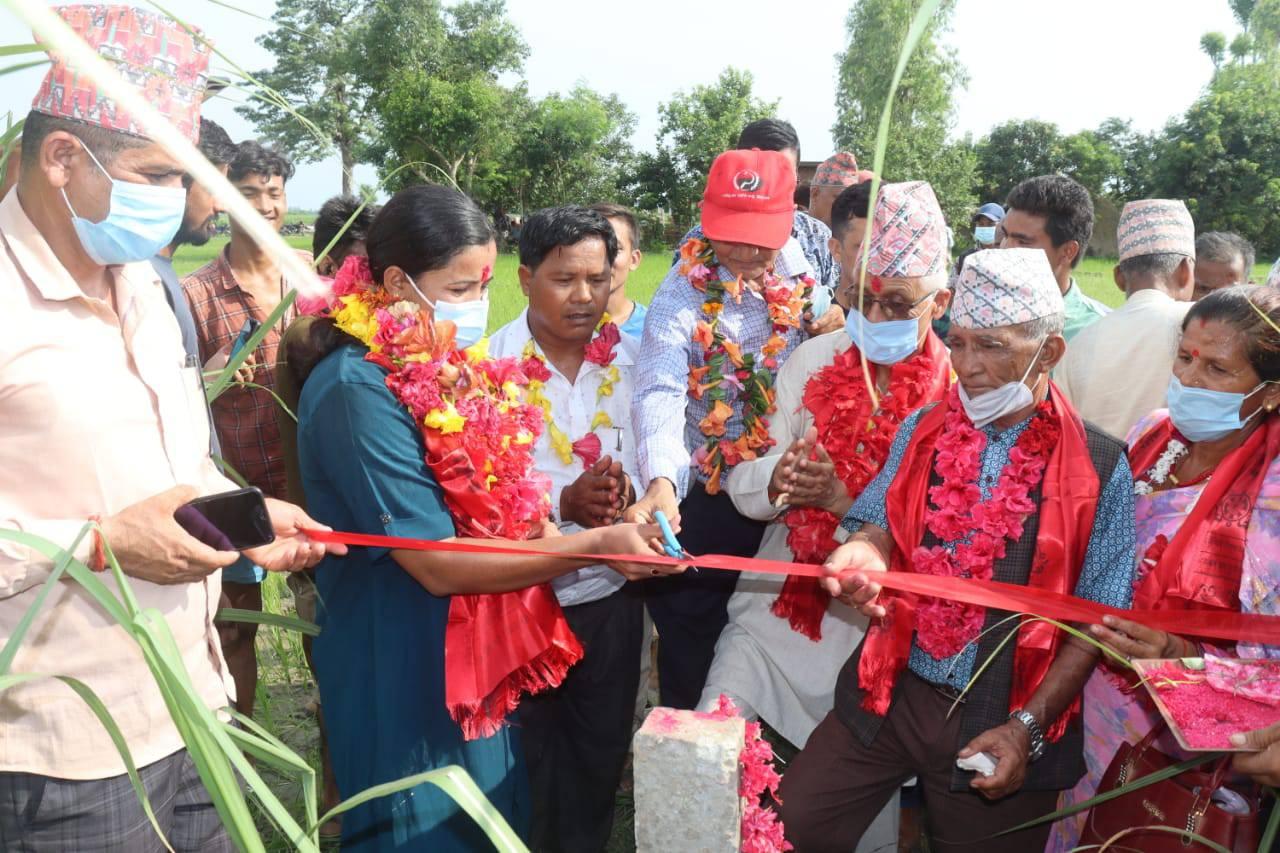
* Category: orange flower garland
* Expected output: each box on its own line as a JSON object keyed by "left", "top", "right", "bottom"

{"left": 678, "top": 237, "right": 813, "bottom": 493}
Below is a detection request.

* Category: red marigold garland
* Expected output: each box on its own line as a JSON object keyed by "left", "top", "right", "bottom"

{"left": 776, "top": 341, "right": 947, "bottom": 640}
{"left": 913, "top": 389, "right": 1059, "bottom": 659}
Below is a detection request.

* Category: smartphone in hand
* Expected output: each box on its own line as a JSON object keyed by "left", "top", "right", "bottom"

{"left": 174, "top": 487, "right": 275, "bottom": 551}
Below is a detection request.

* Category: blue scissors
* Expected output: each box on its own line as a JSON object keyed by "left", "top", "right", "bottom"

{"left": 653, "top": 510, "right": 687, "bottom": 560}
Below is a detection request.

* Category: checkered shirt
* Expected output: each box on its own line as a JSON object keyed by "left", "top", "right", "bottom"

{"left": 182, "top": 247, "right": 305, "bottom": 499}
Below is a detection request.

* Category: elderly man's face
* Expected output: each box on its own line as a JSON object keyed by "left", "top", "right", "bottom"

{"left": 1193, "top": 256, "right": 1249, "bottom": 301}
{"left": 945, "top": 323, "right": 1064, "bottom": 400}
{"left": 709, "top": 239, "right": 780, "bottom": 284}
{"left": 842, "top": 272, "right": 950, "bottom": 346}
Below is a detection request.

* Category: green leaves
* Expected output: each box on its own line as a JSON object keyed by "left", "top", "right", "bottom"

{"left": 0, "top": 526, "right": 527, "bottom": 852}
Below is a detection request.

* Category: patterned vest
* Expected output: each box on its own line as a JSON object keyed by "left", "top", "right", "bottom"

{"left": 832, "top": 419, "right": 1124, "bottom": 792}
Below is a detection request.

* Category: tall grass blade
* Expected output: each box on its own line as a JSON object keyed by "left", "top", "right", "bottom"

{"left": 216, "top": 606, "right": 320, "bottom": 637}
{"left": 312, "top": 765, "right": 530, "bottom": 853}
{"left": 205, "top": 289, "right": 298, "bottom": 403}
{"left": 0, "top": 525, "right": 90, "bottom": 675}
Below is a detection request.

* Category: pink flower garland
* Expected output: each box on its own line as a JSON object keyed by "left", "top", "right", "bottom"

{"left": 913, "top": 391, "right": 1059, "bottom": 659}
{"left": 707, "top": 695, "right": 792, "bottom": 853}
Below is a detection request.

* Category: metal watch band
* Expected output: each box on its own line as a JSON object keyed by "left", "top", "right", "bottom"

{"left": 1009, "top": 709, "right": 1046, "bottom": 762}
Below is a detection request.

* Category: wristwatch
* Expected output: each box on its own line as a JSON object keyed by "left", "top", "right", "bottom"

{"left": 1009, "top": 709, "right": 1046, "bottom": 762}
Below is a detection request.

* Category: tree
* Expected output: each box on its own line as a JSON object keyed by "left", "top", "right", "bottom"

{"left": 1201, "top": 31, "right": 1228, "bottom": 69}
{"left": 831, "top": 0, "right": 975, "bottom": 232}
{"left": 1095, "top": 118, "right": 1160, "bottom": 199}
{"left": 627, "top": 68, "right": 777, "bottom": 229}
{"left": 1152, "top": 63, "right": 1280, "bottom": 255}
{"left": 238, "top": 0, "right": 372, "bottom": 196}
{"left": 973, "top": 120, "right": 1064, "bottom": 202}
{"left": 1058, "top": 129, "right": 1124, "bottom": 199}
{"left": 364, "top": 0, "right": 529, "bottom": 194}
{"left": 1231, "top": 0, "right": 1258, "bottom": 29}
{"left": 1252, "top": 0, "right": 1280, "bottom": 54}
{"left": 506, "top": 86, "right": 637, "bottom": 211}
{"left": 1230, "top": 31, "right": 1255, "bottom": 63}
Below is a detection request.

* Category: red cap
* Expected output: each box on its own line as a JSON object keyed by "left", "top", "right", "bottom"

{"left": 700, "top": 149, "right": 797, "bottom": 250}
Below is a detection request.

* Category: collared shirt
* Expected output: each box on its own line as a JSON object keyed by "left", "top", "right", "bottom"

{"left": 841, "top": 405, "right": 1137, "bottom": 690}
{"left": 0, "top": 189, "right": 235, "bottom": 778}
{"left": 489, "top": 311, "right": 641, "bottom": 607}
{"left": 183, "top": 246, "right": 303, "bottom": 499}
{"left": 634, "top": 238, "right": 813, "bottom": 498}
{"left": 1062, "top": 278, "right": 1111, "bottom": 342}
{"left": 1057, "top": 289, "right": 1191, "bottom": 440}
{"left": 675, "top": 209, "right": 839, "bottom": 293}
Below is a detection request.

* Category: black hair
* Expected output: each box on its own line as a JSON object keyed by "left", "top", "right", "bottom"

{"left": 1196, "top": 231, "right": 1256, "bottom": 274}
{"left": 197, "top": 118, "right": 238, "bottom": 167}
{"left": 367, "top": 184, "right": 495, "bottom": 283}
{"left": 20, "top": 109, "right": 148, "bottom": 169}
{"left": 1116, "top": 252, "right": 1187, "bottom": 281}
{"left": 737, "top": 118, "right": 800, "bottom": 162}
{"left": 518, "top": 205, "right": 619, "bottom": 272}
{"left": 288, "top": 184, "right": 495, "bottom": 385}
{"left": 1004, "top": 175, "right": 1094, "bottom": 268}
{"left": 313, "top": 195, "right": 379, "bottom": 261}
{"left": 228, "top": 139, "right": 295, "bottom": 184}
{"left": 1184, "top": 285, "right": 1280, "bottom": 382}
{"left": 830, "top": 181, "right": 874, "bottom": 240}
{"left": 588, "top": 202, "right": 641, "bottom": 250}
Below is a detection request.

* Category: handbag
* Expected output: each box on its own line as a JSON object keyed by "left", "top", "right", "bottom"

{"left": 1082, "top": 721, "right": 1260, "bottom": 852}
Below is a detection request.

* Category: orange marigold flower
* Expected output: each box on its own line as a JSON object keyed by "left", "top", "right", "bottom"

{"left": 702, "top": 301, "right": 724, "bottom": 316}
{"left": 706, "top": 461, "right": 724, "bottom": 495}
{"left": 761, "top": 334, "right": 786, "bottom": 357}
{"left": 687, "top": 365, "right": 716, "bottom": 400}
{"left": 721, "top": 338, "right": 744, "bottom": 367}
{"left": 699, "top": 399, "right": 733, "bottom": 437}
{"left": 724, "top": 276, "right": 744, "bottom": 302}
{"left": 693, "top": 321, "right": 715, "bottom": 349}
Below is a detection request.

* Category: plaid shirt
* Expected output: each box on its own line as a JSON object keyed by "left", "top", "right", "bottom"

{"left": 633, "top": 237, "right": 813, "bottom": 498}
{"left": 182, "top": 247, "right": 305, "bottom": 499}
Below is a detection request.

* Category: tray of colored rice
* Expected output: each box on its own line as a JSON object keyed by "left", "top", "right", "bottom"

{"left": 1132, "top": 655, "right": 1280, "bottom": 752}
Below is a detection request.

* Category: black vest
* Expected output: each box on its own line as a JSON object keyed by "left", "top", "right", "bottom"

{"left": 832, "top": 410, "right": 1125, "bottom": 792}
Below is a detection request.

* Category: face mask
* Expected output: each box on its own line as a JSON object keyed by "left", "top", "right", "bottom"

{"left": 408, "top": 278, "right": 489, "bottom": 348}
{"left": 974, "top": 225, "right": 997, "bottom": 245}
{"left": 844, "top": 302, "right": 927, "bottom": 365}
{"left": 957, "top": 338, "right": 1046, "bottom": 429}
{"left": 62, "top": 143, "right": 185, "bottom": 265}
{"left": 1166, "top": 375, "right": 1273, "bottom": 442}
{"left": 809, "top": 284, "right": 833, "bottom": 320}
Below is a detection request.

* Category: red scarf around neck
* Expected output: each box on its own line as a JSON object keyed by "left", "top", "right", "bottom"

{"left": 857, "top": 383, "right": 1100, "bottom": 741}
{"left": 775, "top": 332, "right": 951, "bottom": 640}
{"left": 1129, "top": 413, "right": 1280, "bottom": 614}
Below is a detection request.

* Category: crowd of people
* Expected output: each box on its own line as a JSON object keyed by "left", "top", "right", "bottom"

{"left": 3, "top": 5, "right": 1280, "bottom": 853}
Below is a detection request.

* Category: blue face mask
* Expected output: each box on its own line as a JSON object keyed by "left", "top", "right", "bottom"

{"left": 809, "top": 284, "right": 833, "bottom": 320}
{"left": 1167, "top": 375, "right": 1273, "bottom": 442}
{"left": 408, "top": 278, "right": 490, "bottom": 348}
{"left": 62, "top": 144, "right": 185, "bottom": 265}
{"left": 844, "top": 302, "right": 928, "bottom": 365}
{"left": 974, "top": 225, "right": 997, "bottom": 245}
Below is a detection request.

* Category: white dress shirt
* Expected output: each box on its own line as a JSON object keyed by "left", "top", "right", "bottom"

{"left": 489, "top": 310, "right": 640, "bottom": 607}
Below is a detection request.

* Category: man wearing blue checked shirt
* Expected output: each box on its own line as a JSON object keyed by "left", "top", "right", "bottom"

{"left": 627, "top": 148, "right": 842, "bottom": 709}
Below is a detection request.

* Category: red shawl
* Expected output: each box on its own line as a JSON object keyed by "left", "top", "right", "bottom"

{"left": 775, "top": 332, "right": 951, "bottom": 640}
{"left": 423, "top": 429, "right": 583, "bottom": 740}
{"left": 857, "top": 383, "right": 1100, "bottom": 741}
{"left": 1129, "top": 414, "right": 1280, "bottom": 614}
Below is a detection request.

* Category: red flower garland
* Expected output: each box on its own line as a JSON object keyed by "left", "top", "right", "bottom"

{"left": 913, "top": 389, "right": 1059, "bottom": 659}
{"left": 776, "top": 341, "right": 947, "bottom": 640}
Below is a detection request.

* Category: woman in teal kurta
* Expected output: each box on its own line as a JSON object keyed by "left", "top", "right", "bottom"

{"left": 293, "top": 185, "right": 678, "bottom": 851}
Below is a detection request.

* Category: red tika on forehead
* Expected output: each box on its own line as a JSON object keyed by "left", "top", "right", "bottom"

{"left": 1192, "top": 349, "right": 1201, "bottom": 358}
{"left": 870, "top": 276, "right": 883, "bottom": 293}
{"left": 481, "top": 264, "right": 492, "bottom": 281}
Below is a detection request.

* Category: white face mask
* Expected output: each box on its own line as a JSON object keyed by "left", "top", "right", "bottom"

{"left": 957, "top": 338, "right": 1047, "bottom": 429}
{"left": 405, "top": 277, "right": 489, "bottom": 348}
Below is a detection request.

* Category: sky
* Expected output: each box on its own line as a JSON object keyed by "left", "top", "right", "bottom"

{"left": 0, "top": 0, "right": 1245, "bottom": 209}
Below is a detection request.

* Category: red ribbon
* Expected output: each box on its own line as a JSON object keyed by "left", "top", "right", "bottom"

{"left": 300, "top": 528, "right": 1280, "bottom": 646}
